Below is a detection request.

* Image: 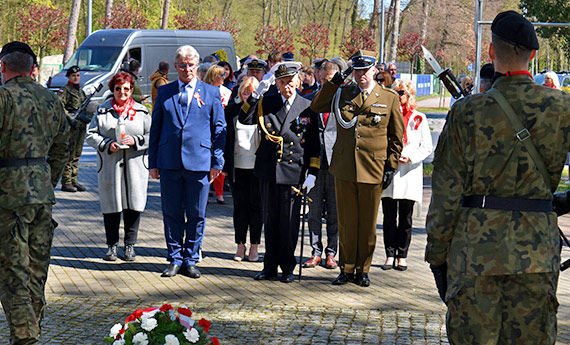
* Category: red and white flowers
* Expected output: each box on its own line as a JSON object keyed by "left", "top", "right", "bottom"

{"left": 104, "top": 304, "right": 219, "bottom": 345}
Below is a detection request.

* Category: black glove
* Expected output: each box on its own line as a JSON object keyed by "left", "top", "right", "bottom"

{"left": 553, "top": 190, "right": 570, "bottom": 216}
{"left": 430, "top": 263, "right": 447, "bottom": 303}
{"left": 382, "top": 167, "right": 395, "bottom": 190}
{"left": 51, "top": 218, "right": 59, "bottom": 229}
{"left": 330, "top": 66, "right": 354, "bottom": 85}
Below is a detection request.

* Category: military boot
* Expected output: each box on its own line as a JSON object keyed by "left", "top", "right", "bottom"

{"left": 61, "top": 183, "right": 77, "bottom": 192}
{"left": 124, "top": 245, "right": 136, "bottom": 261}
{"left": 104, "top": 245, "right": 118, "bottom": 261}
{"left": 73, "top": 182, "right": 86, "bottom": 192}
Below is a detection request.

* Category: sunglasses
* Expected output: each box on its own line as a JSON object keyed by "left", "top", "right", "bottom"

{"left": 115, "top": 86, "right": 131, "bottom": 92}
{"left": 397, "top": 90, "right": 406, "bottom": 96}
{"left": 220, "top": 73, "right": 227, "bottom": 78}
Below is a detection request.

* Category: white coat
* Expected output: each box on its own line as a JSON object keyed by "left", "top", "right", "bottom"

{"left": 86, "top": 99, "right": 152, "bottom": 213}
{"left": 382, "top": 109, "right": 432, "bottom": 203}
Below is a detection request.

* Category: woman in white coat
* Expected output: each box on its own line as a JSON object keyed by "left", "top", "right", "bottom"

{"left": 86, "top": 72, "right": 152, "bottom": 262}
{"left": 380, "top": 79, "right": 433, "bottom": 271}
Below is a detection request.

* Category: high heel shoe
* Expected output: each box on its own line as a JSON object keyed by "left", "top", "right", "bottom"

{"left": 380, "top": 257, "right": 395, "bottom": 270}
{"left": 234, "top": 243, "right": 246, "bottom": 261}
{"left": 248, "top": 244, "right": 259, "bottom": 262}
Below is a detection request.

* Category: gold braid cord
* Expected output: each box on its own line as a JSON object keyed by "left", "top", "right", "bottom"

{"left": 257, "top": 97, "right": 284, "bottom": 160}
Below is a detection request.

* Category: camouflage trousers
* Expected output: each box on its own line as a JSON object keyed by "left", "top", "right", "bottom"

{"left": 61, "top": 122, "right": 86, "bottom": 185}
{"left": 0, "top": 204, "right": 54, "bottom": 345}
{"left": 446, "top": 273, "right": 559, "bottom": 345}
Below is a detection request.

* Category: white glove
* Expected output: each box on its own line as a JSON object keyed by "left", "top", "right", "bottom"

{"left": 253, "top": 75, "right": 274, "bottom": 99}
{"left": 302, "top": 174, "right": 317, "bottom": 194}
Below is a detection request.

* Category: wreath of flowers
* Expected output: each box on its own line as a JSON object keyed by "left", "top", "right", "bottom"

{"left": 104, "top": 304, "right": 219, "bottom": 345}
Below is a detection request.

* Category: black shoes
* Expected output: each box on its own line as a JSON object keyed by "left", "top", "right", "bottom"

{"left": 280, "top": 272, "right": 295, "bottom": 283}
{"left": 332, "top": 272, "right": 354, "bottom": 285}
{"left": 354, "top": 273, "right": 371, "bottom": 287}
{"left": 73, "top": 182, "right": 86, "bottom": 192}
{"left": 124, "top": 245, "right": 136, "bottom": 261}
{"left": 181, "top": 265, "right": 201, "bottom": 279}
{"left": 161, "top": 263, "right": 181, "bottom": 277}
{"left": 394, "top": 265, "right": 408, "bottom": 271}
{"left": 104, "top": 245, "right": 118, "bottom": 261}
{"left": 61, "top": 183, "right": 77, "bottom": 192}
{"left": 254, "top": 270, "right": 278, "bottom": 281}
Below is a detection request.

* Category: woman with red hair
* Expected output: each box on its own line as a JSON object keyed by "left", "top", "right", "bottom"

{"left": 86, "top": 72, "right": 152, "bottom": 262}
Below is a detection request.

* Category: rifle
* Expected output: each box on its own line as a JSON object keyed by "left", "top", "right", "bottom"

{"left": 74, "top": 83, "right": 103, "bottom": 124}
{"left": 421, "top": 45, "right": 472, "bottom": 99}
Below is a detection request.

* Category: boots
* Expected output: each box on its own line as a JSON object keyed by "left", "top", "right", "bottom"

{"left": 73, "top": 182, "right": 86, "bottom": 192}
{"left": 61, "top": 183, "right": 77, "bottom": 192}
{"left": 104, "top": 245, "right": 118, "bottom": 261}
{"left": 124, "top": 245, "right": 136, "bottom": 261}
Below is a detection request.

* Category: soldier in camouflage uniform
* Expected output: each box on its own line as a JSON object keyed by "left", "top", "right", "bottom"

{"left": 425, "top": 12, "right": 570, "bottom": 345}
{"left": 60, "top": 65, "right": 87, "bottom": 192}
{"left": 0, "top": 41, "right": 70, "bottom": 345}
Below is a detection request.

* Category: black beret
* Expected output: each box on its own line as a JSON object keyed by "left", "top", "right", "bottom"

{"left": 480, "top": 63, "right": 494, "bottom": 79}
{"left": 0, "top": 41, "right": 37, "bottom": 65}
{"left": 491, "top": 11, "right": 539, "bottom": 50}
{"left": 66, "top": 65, "right": 80, "bottom": 76}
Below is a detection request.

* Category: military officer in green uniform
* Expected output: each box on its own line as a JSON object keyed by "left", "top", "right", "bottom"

{"left": 426, "top": 11, "right": 570, "bottom": 345}
{"left": 0, "top": 41, "right": 70, "bottom": 345}
{"left": 60, "top": 65, "right": 87, "bottom": 192}
{"left": 311, "top": 50, "right": 404, "bottom": 287}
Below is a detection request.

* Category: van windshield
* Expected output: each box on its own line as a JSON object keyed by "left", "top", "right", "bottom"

{"left": 63, "top": 46, "right": 122, "bottom": 72}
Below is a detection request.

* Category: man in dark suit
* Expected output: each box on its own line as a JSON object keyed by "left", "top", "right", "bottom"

{"left": 240, "top": 62, "right": 321, "bottom": 283}
{"left": 149, "top": 45, "right": 226, "bottom": 279}
{"left": 311, "top": 51, "right": 404, "bottom": 287}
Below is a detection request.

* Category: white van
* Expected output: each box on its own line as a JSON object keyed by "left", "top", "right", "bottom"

{"left": 48, "top": 29, "right": 236, "bottom": 109}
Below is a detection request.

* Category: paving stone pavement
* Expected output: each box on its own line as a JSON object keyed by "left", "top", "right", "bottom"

{"left": 1, "top": 146, "right": 570, "bottom": 344}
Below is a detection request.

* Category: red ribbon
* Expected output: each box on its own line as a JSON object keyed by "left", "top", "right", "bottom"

{"left": 505, "top": 70, "right": 533, "bottom": 78}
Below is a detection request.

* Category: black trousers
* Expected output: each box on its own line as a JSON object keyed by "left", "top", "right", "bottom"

{"left": 103, "top": 209, "right": 141, "bottom": 246}
{"left": 230, "top": 168, "right": 262, "bottom": 244}
{"left": 381, "top": 198, "right": 415, "bottom": 258}
{"left": 260, "top": 179, "right": 301, "bottom": 275}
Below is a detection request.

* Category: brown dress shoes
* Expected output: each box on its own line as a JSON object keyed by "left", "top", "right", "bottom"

{"left": 302, "top": 256, "right": 321, "bottom": 268}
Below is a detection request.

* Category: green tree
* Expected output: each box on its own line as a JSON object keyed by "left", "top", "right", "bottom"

{"left": 17, "top": 5, "right": 67, "bottom": 63}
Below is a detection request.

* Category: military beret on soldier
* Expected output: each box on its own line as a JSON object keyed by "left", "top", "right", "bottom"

{"left": 480, "top": 63, "right": 494, "bottom": 79}
{"left": 245, "top": 58, "right": 267, "bottom": 70}
{"left": 0, "top": 41, "right": 37, "bottom": 65}
{"left": 66, "top": 65, "right": 80, "bottom": 76}
{"left": 271, "top": 62, "right": 303, "bottom": 79}
{"left": 350, "top": 50, "right": 377, "bottom": 69}
{"left": 491, "top": 11, "right": 539, "bottom": 50}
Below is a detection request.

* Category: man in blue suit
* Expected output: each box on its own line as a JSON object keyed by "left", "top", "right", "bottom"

{"left": 149, "top": 45, "right": 226, "bottom": 279}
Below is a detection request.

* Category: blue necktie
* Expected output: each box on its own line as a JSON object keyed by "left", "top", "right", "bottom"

{"left": 180, "top": 84, "right": 189, "bottom": 118}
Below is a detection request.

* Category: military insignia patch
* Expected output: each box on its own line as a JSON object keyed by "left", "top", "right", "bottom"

{"left": 278, "top": 64, "right": 287, "bottom": 74}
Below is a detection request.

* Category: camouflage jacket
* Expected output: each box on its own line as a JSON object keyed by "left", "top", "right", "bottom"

{"left": 426, "top": 74, "right": 570, "bottom": 276}
{"left": 0, "top": 76, "right": 70, "bottom": 208}
{"left": 61, "top": 82, "right": 86, "bottom": 113}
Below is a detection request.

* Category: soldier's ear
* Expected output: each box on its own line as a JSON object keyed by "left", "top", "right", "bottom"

{"left": 530, "top": 50, "right": 537, "bottom": 61}
{"left": 0, "top": 61, "right": 5, "bottom": 74}
{"left": 489, "top": 43, "right": 496, "bottom": 60}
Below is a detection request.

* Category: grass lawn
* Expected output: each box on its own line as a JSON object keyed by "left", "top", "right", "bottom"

{"left": 417, "top": 107, "right": 448, "bottom": 114}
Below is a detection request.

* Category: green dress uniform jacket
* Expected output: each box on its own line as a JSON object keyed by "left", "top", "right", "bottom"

{"left": 425, "top": 74, "right": 570, "bottom": 277}
{"left": 0, "top": 76, "right": 70, "bottom": 207}
{"left": 310, "top": 81, "right": 404, "bottom": 183}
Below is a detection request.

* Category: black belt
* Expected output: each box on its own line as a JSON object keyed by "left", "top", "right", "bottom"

{"left": 462, "top": 195, "right": 552, "bottom": 212}
{"left": 0, "top": 157, "right": 46, "bottom": 168}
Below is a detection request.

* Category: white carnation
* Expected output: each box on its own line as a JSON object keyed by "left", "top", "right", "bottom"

{"left": 109, "top": 323, "right": 123, "bottom": 338}
{"left": 140, "top": 315, "right": 158, "bottom": 331}
{"left": 183, "top": 328, "right": 200, "bottom": 343}
{"left": 113, "top": 340, "right": 125, "bottom": 345}
{"left": 133, "top": 332, "right": 149, "bottom": 345}
{"left": 164, "top": 334, "right": 180, "bottom": 345}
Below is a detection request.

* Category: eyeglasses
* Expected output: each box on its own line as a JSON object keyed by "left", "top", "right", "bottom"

{"left": 220, "top": 73, "right": 227, "bottom": 78}
{"left": 115, "top": 86, "right": 131, "bottom": 92}
{"left": 176, "top": 63, "right": 196, "bottom": 70}
{"left": 397, "top": 90, "right": 406, "bottom": 96}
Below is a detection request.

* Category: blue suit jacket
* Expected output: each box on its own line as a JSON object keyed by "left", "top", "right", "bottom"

{"left": 149, "top": 79, "right": 226, "bottom": 171}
